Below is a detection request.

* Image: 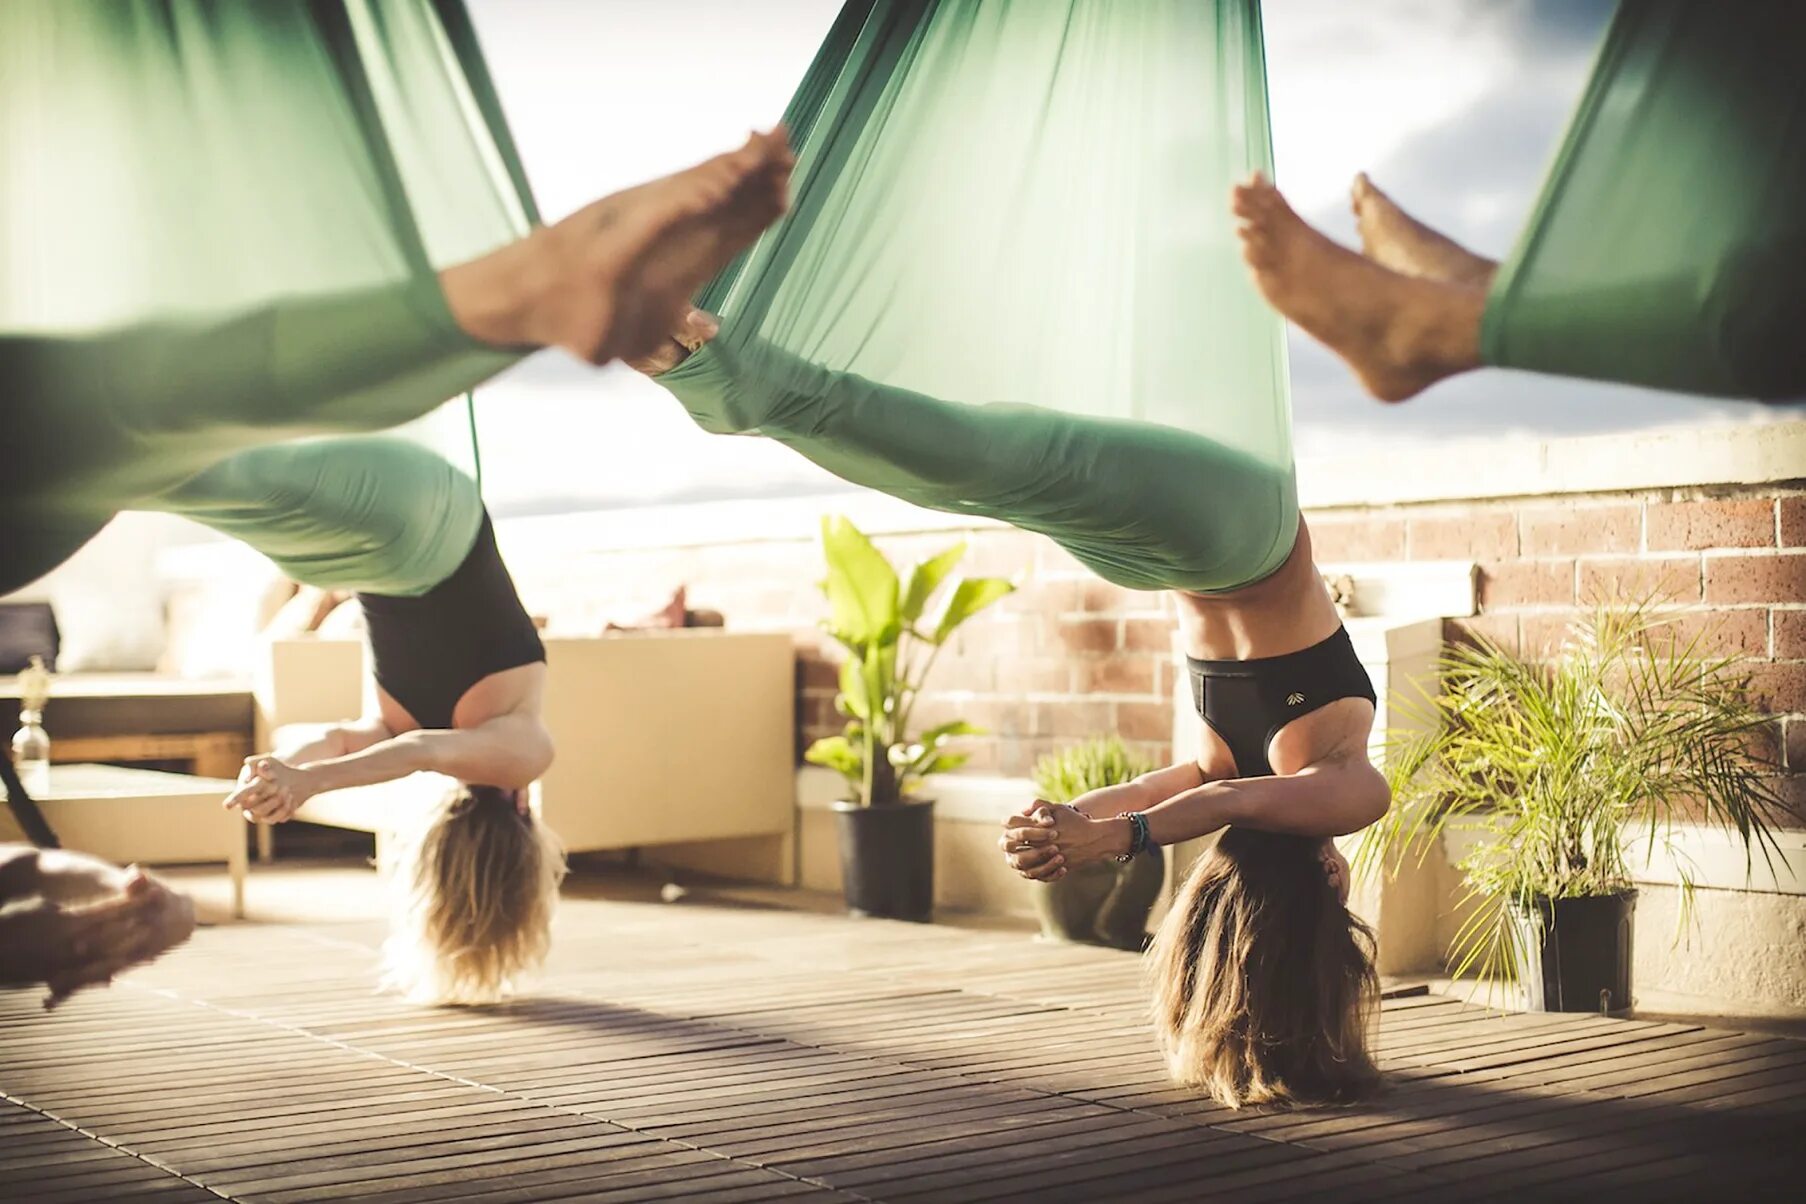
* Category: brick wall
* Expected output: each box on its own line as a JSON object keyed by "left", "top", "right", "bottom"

{"left": 506, "top": 481, "right": 1806, "bottom": 823}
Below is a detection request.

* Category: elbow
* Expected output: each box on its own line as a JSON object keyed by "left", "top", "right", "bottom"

{"left": 525, "top": 729, "right": 555, "bottom": 784}
{"left": 1358, "top": 784, "right": 1392, "bottom": 831}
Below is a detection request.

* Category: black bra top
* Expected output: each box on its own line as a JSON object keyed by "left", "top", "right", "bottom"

{"left": 1186, "top": 625, "right": 1376, "bottom": 778}
{"left": 357, "top": 511, "right": 545, "bottom": 731}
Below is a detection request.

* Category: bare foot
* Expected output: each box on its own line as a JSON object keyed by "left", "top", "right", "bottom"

{"left": 626, "top": 307, "right": 718, "bottom": 377}
{"left": 1232, "top": 173, "right": 1484, "bottom": 403}
{"left": 1350, "top": 173, "right": 1497, "bottom": 287}
{"left": 443, "top": 130, "right": 792, "bottom": 366}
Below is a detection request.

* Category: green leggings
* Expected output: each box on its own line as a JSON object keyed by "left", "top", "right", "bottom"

{"left": 3, "top": 282, "right": 515, "bottom": 594}
{"left": 152, "top": 437, "right": 484, "bottom": 598}
{"left": 1481, "top": 0, "right": 1806, "bottom": 400}
{"left": 657, "top": 332, "right": 1298, "bottom": 594}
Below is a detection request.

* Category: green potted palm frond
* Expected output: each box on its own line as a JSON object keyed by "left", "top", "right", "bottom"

{"left": 1362, "top": 600, "right": 1787, "bottom": 1014}
{"left": 804, "top": 516, "right": 1014, "bottom": 921}
{"left": 1030, "top": 735, "right": 1164, "bottom": 950}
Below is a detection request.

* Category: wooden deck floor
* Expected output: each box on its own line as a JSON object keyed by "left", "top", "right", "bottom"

{"left": 3, "top": 885, "right": 1803, "bottom": 1203}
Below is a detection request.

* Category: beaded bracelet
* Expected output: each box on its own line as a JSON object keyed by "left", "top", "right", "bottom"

{"left": 1114, "top": 811, "right": 1150, "bottom": 862}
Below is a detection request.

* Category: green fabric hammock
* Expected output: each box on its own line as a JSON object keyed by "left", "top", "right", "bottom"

{"left": 662, "top": 0, "right": 1298, "bottom": 593}
{"left": 1, "top": 0, "right": 533, "bottom": 594}
{"left": 1483, "top": 0, "right": 1806, "bottom": 401}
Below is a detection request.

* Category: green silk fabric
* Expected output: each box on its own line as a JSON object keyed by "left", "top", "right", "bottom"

{"left": 1, "top": 0, "right": 534, "bottom": 593}
{"left": 666, "top": 0, "right": 1297, "bottom": 593}
{"left": 1482, "top": 0, "right": 1806, "bottom": 401}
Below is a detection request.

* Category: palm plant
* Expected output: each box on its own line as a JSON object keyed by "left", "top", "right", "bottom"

{"left": 1032, "top": 736, "right": 1154, "bottom": 805}
{"left": 1361, "top": 599, "right": 1788, "bottom": 992}
{"left": 804, "top": 516, "right": 1015, "bottom": 805}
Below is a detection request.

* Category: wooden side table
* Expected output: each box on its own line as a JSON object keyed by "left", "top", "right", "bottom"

{"left": 7, "top": 763, "right": 247, "bottom": 918}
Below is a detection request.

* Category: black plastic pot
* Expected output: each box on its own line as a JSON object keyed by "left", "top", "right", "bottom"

{"left": 832, "top": 798, "right": 934, "bottom": 922}
{"left": 1509, "top": 890, "right": 1637, "bottom": 1015}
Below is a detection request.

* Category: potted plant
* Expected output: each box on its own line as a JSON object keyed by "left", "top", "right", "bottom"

{"left": 1363, "top": 601, "right": 1787, "bottom": 1014}
{"left": 804, "top": 516, "right": 1014, "bottom": 921}
{"left": 1029, "top": 735, "right": 1165, "bottom": 950}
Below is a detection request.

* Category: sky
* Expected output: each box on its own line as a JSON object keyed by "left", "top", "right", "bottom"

{"left": 461, "top": 0, "right": 1798, "bottom": 517}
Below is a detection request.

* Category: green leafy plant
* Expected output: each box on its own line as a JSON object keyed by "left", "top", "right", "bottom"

{"left": 1361, "top": 600, "right": 1788, "bottom": 991}
{"left": 1032, "top": 735, "right": 1153, "bottom": 805}
{"left": 803, "top": 516, "right": 1015, "bottom": 805}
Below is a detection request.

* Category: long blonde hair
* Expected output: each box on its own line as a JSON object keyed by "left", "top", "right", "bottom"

{"left": 381, "top": 784, "right": 566, "bottom": 1005}
{"left": 1147, "top": 827, "right": 1379, "bottom": 1108}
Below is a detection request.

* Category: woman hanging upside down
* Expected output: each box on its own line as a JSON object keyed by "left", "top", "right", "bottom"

{"left": 179, "top": 438, "right": 560, "bottom": 1006}
{"left": 3, "top": 130, "right": 794, "bottom": 596}
{"left": 633, "top": 309, "right": 1387, "bottom": 1109}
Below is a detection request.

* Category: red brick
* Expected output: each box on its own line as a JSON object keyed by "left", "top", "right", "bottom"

{"left": 1004, "top": 659, "right": 1076, "bottom": 694}
{"left": 959, "top": 740, "right": 1001, "bottom": 773}
{"left": 1124, "top": 618, "right": 1179, "bottom": 654}
{"left": 1034, "top": 700, "right": 1116, "bottom": 739}
{"left": 1304, "top": 515, "right": 1407, "bottom": 563}
{"left": 1003, "top": 738, "right": 1072, "bottom": 779}
{"left": 1408, "top": 513, "right": 1518, "bottom": 561}
{"left": 1577, "top": 557, "right": 1701, "bottom": 604}
{"left": 1521, "top": 613, "right": 1583, "bottom": 660}
{"left": 1647, "top": 499, "right": 1777, "bottom": 551}
{"left": 976, "top": 700, "right": 1033, "bottom": 739}
{"left": 1478, "top": 561, "right": 1575, "bottom": 608}
{"left": 1056, "top": 617, "right": 1119, "bottom": 653}
{"left": 1076, "top": 656, "right": 1158, "bottom": 696}
{"left": 1116, "top": 700, "right": 1176, "bottom": 742}
{"left": 1128, "top": 740, "right": 1174, "bottom": 770}
{"left": 1520, "top": 503, "right": 1642, "bottom": 556}
{"left": 1078, "top": 580, "right": 1142, "bottom": 613}
{"left": 1776, "top": 611, "right": 1806, "bottom": 660}
{"left": 1704, "top": 552, "right": 1806, "bottom": 605}
{"left": 1781, "top": 498, "right": 1806, "bottom": 547}
{"left": 1659, "top": 608, "right": 1770, "bottom": 660}
{"left": 1786, "top": 718, "right": 1806, "bottom": 773}
{"left": 932, "top": 652, "right": 994, "bottom": 692}
{"left": 1774, "top": 774, "right": 1806, "bottom": 826}
{"left": 1444, "top": 614, "right": 1520, "bottom": 655}
{"left": 1154, "top": 658, "right": 1176, "bottom": 700}
{"left": 1744, "top": 662, "right": 1806, "bottom": 714}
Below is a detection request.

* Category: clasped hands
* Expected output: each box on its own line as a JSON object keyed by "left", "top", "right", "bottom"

{"left": 223, "top": 755, "right": 317, "bottom": 824}
{"left": 998, "top": 794, "right": 1136, "bottom": 882}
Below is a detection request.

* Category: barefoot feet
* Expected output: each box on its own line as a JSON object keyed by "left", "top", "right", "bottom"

{"left": 1350, "top": 173, "right": 1496, "bottom": 286}
{"left": 443, "top": 129, "right": 793, "bottom": 366}
{"left": 625, "top": 307, "right": 719, "bottom": 377}
{"left": 1232, "top": 173, "right": 1485, "bottom": 402}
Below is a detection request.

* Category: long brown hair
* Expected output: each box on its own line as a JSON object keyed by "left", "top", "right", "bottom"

{"left": 381, "top": 784, "right": 566, "bottom": 1005}
{"left": 1147, "top": 827, "right": 1379, "bottom": 1108}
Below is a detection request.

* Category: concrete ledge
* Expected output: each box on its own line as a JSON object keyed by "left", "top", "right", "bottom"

{"left": 1443, "top": 822, "right": 1806, "bottom": 896}
{"left": 1298, "top": 418, "right": 1806, "bottom": 510}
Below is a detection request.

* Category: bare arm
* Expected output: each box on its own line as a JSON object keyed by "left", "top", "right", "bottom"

{"left": 305, "top": 715, "right": 552, "bottom": 792}
{"left": 1003, "top": 755, "right": 1390, "bottom": 877}
{"left": 228, "top": 714, "right": 553, "bottom": 823}
{"left": 1141, "top": 758, "right": 1391, "bottom": 844}
{"left": 269, "top": 716, "right": 394, "bottom": 766}
{"left": 1067, "top": 759, "right": 1212, "bottom": 818}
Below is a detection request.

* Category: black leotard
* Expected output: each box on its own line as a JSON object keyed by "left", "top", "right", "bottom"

{"left": 1186, "top": 626, "right": 1376, "bottom": 778}
{"left": 357, "top": 511, "right": 545, "bottom": 731}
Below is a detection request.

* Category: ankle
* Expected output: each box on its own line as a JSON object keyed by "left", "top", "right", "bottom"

{"left": 439, "top": 226, "right": 559, "bottom": 351}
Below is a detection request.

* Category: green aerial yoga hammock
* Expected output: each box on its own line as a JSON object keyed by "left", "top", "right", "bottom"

{"left": 661, "top": 0, "right": 1297, "bottom": 594}
{"left": 1482, "top": 0, "right": 1806, "bottom": 401}
{"left": 0, "top": 0, "right": 536, "bottom": 594}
